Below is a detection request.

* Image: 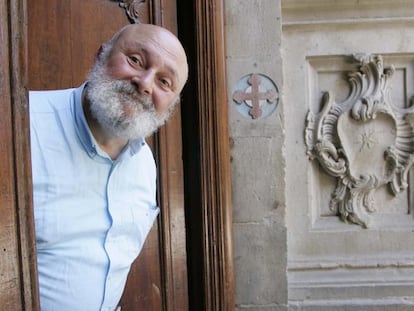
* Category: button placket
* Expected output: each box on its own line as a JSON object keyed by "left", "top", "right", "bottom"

{"left": 101, "top": 162, "right": 119, "bottom": 310}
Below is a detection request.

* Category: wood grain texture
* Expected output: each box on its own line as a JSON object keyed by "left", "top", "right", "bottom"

{"left": 28, "top": 0, "right": 128, "bottom": 90}
{"left": 0, "top": 0, "right": 39, "bottom": 309}
{"left": 179, "top": 0, "right": 235, "bottom": 309}
{"left": 195, "top": 1, "right": 235, "bottom": 309}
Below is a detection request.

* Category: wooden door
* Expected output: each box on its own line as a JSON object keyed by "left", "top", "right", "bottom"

{"left": 27, "top": 1, "right": 188, "bottom": 309}
{"left": 0, "top": 1, "right": 38, "bottom": 309}
{"left": 1, "top": 0, "right": 234, "bottom": 310}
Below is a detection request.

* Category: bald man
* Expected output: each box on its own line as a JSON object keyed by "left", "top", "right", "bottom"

{"left": 30, "top": 24, "right": 188, "bottom": 311}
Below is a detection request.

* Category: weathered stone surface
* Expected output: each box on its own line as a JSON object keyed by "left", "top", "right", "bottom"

{"left": 226, "top": 0, "right": 414, "bottom": 310}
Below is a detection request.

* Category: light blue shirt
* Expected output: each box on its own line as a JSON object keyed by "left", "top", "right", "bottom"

{"left": 30, "top": 84, "right": 159, "bottom": 311}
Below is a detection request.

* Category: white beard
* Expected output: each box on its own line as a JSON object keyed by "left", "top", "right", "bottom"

{"left": 85, "top": 63, "right": 172, "bottom": 140}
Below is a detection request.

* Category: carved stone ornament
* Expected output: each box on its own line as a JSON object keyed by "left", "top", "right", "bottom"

{"left": 305, "top": 54, "right": 414, "bottom": 228}
{"left": 232, "top": 73, "right": 279, "bottom": 120}
{"left": 112, "top": 0, "right": 145, "bottom": 24}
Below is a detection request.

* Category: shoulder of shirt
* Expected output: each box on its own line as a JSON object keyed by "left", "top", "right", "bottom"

{"left": 142, "top": 141, "right": 154, "bottom": 155}
{"left": 138, "top": 141, "right": 155, "bottom": 160}
{"left": 29, "top": 88, "right": 77, "bottom": 113}
{"left": 131, "top": 140, "right": 156, "bottom": 165}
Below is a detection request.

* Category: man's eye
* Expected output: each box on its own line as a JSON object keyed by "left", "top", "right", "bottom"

{"left": 129, "top": 56, "right": 141, "bottom": 65}
{"left": 160, "top": 78, "right": 171, "bottom": 88}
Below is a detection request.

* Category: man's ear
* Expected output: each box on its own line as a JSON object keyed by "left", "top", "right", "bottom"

{"left": 94, "top": 45, "right": 105, "bottom": 62}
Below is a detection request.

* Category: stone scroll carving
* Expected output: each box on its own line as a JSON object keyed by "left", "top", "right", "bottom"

{"left": 305, "top": 54, "right": 414, "bottom": 228}
{"left": 112, "top": 0, "right": 146, "bottom": 24}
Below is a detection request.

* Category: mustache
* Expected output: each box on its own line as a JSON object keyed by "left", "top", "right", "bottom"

{"left": 111, "top": 80, "right": 154, "bottom": 110}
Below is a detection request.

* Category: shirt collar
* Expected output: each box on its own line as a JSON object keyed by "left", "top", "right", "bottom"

{"left": 72, "top": 83, "right": 146, "bottom": 160}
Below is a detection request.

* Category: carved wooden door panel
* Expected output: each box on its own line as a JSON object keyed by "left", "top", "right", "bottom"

{"left": 28, "top": 1, "right": 188, "bottom": 310}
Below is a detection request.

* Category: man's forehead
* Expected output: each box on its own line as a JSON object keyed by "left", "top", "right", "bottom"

{"left": 117, "top": 28, "right": 181, "bottom": 58}
{"left": 118, "top": 25, "right": 171, "bottom": 46}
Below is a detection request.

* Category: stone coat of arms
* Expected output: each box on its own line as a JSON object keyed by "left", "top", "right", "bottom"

{"left": 305, "top": 54, "right": 414, "bottom": 228}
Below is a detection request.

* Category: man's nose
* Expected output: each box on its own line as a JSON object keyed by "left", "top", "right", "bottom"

{"left": 132, "top": 70, "right": 154, "bottom": 95}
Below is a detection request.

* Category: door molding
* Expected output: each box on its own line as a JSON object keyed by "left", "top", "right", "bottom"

{"left": 179, "top": 0, "right": 235, "bottom": 310}
{"left": 1, "top": 0, "right": 39, "bottom": 309}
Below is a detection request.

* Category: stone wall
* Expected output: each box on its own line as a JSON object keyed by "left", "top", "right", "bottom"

{"left": 226, "top": 0, "right": 414, "bottom": 310}
{"left": 225, "top": 1, "right": 287, "bottom": 310}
